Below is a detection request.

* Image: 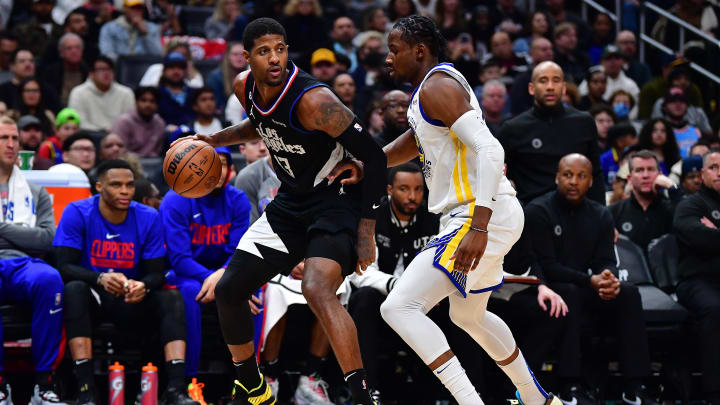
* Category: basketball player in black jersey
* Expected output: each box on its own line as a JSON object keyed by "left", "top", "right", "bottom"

{"left": 173, "top": 18, "right": 386, "bottom": 405}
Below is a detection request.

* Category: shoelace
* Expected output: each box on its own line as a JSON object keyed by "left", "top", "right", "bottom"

{"left": 307, "top": 377, "right": 331, "bottom": 400}
{"left": 188, "top": 378, "right": 206, "bottom": 405}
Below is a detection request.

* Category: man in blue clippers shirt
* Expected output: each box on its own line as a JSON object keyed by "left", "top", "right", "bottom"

{"left": 54, "top": 159, "right": 198, "bottom": 405}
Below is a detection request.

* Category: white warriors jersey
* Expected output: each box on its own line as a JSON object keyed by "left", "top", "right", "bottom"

{"left": 407, "top": 63, "right": 516, "bottom": 214}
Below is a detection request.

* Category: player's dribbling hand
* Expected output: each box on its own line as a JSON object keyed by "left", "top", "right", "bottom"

{"left": 169, "top": 133, "right": 216, "bottom": 149}
{"left": 537, "top": 284, "right": 568, "bottom": 318}
{"left": 355, "top": 219, "right": 377, "bottom": 274}
{"left": 326, "top": 158, "right": 364, "bottom": 185}
{"left": 101, "top": 272, "right": 128, "bottom": 296}
{"left": 196, "top": 268, "right": 225, "bottom": 303}
{"left": 249, "top": 295, "right": 262, "bottom": 315}
{"left": 451, "top": 231, "right": 487, "bottom": 274}
{"left": 124, "top": 280, "right": 147, "bottom": 303}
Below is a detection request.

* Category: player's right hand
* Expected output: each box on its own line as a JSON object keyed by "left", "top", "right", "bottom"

{"left": 249, "top": 295, "right": 262, "bottom": 315}
{"left": 169, "top": 133, "right": 215, "bottom": 149}
{"left": 327, "top": 158, "right": 364, "bottom": 185}
{"left": 100, "top": 272, "right": 128, "bottom": 296}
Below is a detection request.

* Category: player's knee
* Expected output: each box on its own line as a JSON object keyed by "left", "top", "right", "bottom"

{"left": 617, "top": 282, "right": 641, "bottom": 303}
{"left": 380, "top": 291, "right": 422, "bottom": 326}
{"left": 214, "top": 270, "right": 235, "bottom": 306}
{"left": 64, "top": 280, "right": 89, "bottom": 300}
{"left": 32, "top": 264, "right": 63, "bottom": 293}
{"left": 448, "top": 301, "right": 482, "bottom": 329}
{"left": 64, "top": 280, "right": 90, "bottom": 321}
{"left": 301, "top": 276, "right": 335, "bottom": 307}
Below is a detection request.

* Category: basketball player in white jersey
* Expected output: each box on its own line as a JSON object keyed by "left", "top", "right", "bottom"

{"left": 371, "top": 16, "right": 560, "bottom": 405}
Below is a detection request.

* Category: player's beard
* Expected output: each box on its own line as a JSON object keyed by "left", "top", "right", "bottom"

{"left": 392, "top": 198, "right": 419, "bottom": 217}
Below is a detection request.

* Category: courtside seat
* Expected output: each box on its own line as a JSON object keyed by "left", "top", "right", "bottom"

{"left": 140, "top": 157, "right": 167, "bottom": 195}
{"left": 614, "top": 235, "right": 688, "bottom": 324}
{"left": 647, "top": 234, "right": 681, "bottom": 294}
{"left": 115, "top": 55, "right": 163, "bottom": 88}
{"left": 195, "top": 59, "right": 221, "bottom": 79}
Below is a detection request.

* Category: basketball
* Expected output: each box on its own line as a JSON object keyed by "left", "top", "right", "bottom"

{"left": 163, "top": 139, "right": 223, "bottom": 198}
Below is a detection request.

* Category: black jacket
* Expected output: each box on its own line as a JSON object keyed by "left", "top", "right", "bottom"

{"left": 525, "top": 191, "right": 616, "bottom": 286}
{"left": 609, "top": 188, "right": 682, "bottom": 257}
{"left": 374, "top": 196, "right": 440, "bottom": 275}
{"left": 673, "top": 185, "right": 720, "bottom": 280}
{"left": 497, "top": 104, "right": 604, "bottom": 205}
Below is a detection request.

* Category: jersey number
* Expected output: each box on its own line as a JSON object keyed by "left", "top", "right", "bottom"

{"left": 273, "top": 155, "right": 295, "bottom": 178}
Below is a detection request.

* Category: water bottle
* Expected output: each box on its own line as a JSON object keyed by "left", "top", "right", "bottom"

{"left": 140, "top": 363, "right": 158, "bottom": 405}
{"left": 108, "top": 362, "right": 124, "bottom": 405}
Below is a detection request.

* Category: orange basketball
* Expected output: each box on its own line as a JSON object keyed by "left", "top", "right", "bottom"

{"left": 163, "top": 140, "right": 223, "bottom": 198}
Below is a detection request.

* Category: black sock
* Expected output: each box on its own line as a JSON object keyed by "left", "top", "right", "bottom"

{"left": 624, "top": 378, "right": 644, "bottom": 396}
{"left": 260, "top": 358, "right": 281, "bottom": 379}
{"left": 74, "top": 359, "right": 95, "bottom": 401}
{"left": 166, "top": 360, "right": 186, "bottom": 392}
{"left": 343, "top": 369, "right": 372, "bottom": 405}
{"left": 233, "top": 355, "right": 262, "bottom": 392}
{"left": 303, "top": 355, "right": 326, "bottom": 378}
{"left": 36, "top": 371, "right": 53, "bottom": 391}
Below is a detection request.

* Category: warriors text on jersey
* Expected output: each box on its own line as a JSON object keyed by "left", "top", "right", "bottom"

{"left": 240, "top": 62, "right": 346, "bottom": 195}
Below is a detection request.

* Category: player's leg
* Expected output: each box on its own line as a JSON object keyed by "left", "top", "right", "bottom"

{"left": 260, "top": 315, "right": 286, "bottom": 397}
{"left": 301, "top": 231, "right": 374, "bottom": 404}
{"left": 175, "top": 277, "right": 203, "bottom": 377}
{"left": 294, "top": 318, "right": 333, "bottom": 405}
{"left": 380, "top": 248, "right": 482, "bottom": 405}
{"left": 64, "top": 280, "right": 101, "bottom": 404}
{"left": 348, "top": 287, "right": 387, "bottom": 393}
{"left": 448, "top": 289, "right": 550, "bottom": 405}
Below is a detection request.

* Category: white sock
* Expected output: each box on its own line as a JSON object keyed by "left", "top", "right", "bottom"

{"left": 432, "top": 356, "right": 483, "bottom": 405}
{"left": 498, "top": 350, "right": 548, "bottom": 405}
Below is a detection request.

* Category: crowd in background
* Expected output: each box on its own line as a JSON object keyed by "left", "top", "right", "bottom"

{"left": 0, "top": 0, "right": 720, "bottom": 404}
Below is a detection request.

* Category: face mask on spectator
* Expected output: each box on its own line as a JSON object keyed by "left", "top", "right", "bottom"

{"left": 613, "top": 102, "right": 629, "bottom": 119}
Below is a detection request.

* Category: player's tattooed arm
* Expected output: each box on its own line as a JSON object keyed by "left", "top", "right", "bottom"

{"left": 296, "top": 87, "right": 355, "bottom": 136}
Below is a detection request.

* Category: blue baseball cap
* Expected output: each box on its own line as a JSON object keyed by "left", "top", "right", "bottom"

{"left": 163, "top": 52, "right": 187, "bottom": 67}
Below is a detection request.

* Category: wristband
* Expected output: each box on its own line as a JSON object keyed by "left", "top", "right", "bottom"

{"left": 469, "top": 226, "right": 488, "bottom": 233}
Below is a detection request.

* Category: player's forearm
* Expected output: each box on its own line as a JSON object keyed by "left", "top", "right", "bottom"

{"left": 383, "top": 130, "right": 418, "bottom": 167}
{"left": 55, "top": 246, "right": 99, "bottom": 284}
{"left": 470, "top": 206, "right": 492, "bottom": 230}
{"left": 211, "top": 119, "right": 260, "bottom": 146}
{"left": 139, "top": 257, "right": 166, "bottom": 291}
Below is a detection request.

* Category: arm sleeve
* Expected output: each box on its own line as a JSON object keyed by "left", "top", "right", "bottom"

{"left": 55, "top": 246, "right": 98, "bottom": 284}
{"left": 449, "top": 110, "right": 503, "bottom": 209}
{"left": 525, "top": 205, "right": 592, "bottom": 286}
{"left": 674, "top": 199, "right": 720, "bottom": 253}
{"left": 139, "top": 256, "right": 165, "bottom": 291}
{"left": 160, "top": 200, "right": 212, "bottom": 282}
{"left": 591, "top": 209, "right": 618, "bottom": 273}
{"left": 0, "top": 186, "right": 55, "bottom": 253}
{"left": 223, "top": 191, "right": 251, "bottom": 268}
{"left": 335, "top": 119, "right": 388, "bottom": 219}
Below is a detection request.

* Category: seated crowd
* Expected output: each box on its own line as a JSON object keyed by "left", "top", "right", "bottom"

{"left": 0, "top": 0, "right": 719, "bottom": 404}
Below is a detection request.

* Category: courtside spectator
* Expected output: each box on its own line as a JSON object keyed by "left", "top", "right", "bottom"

{"left": 509, "top": 37, "right": 554, "bottom": 115}
{"left": 190, "top": 87, "right": 224, "bottom": 135}
{"left": 0, "top": 116, "right": 67, "bottom": 405}
{"left": 280, "top": 0, "right": 328, "bottom": 61}
{"left": 610, "top": 150, "right": 680, "bottom": 257}
{"left": 660, "top": 87, "right": 703, "bottom": 158}
{"left": 139, "top": 39, "right": 203, "bottom": 89}
{"left": 18, "top": 115, "right": 54, "bottom": 169}
{"left": 97, "top": 133, "right": 126, "bottom": 162}
{"left": 481, "top": 80, "right": 509, "bottom": 134}
{"left": 310, "top": 48, "right": 339, "bottom": 85}
{"left": 652, "top": 82, "right": 713, "bottom": 136}
{"left": 674, "top": 149, "right": 720, "bottom": 404}
{"left": 54, "top": 159, "right": 198, "bottom": 405}
{"left": 0, "top": 50, "right": 58, "bottom": 113}
{"left": 133, "top": 177, "right": 161, "bottom": 209}
{"left": 638, "top": 59, "right": 703, "bottom": 120}
{"left": 68, "top": 56, "right": 134, "bottom": 132}
{"left": 57, "top": 132, "right": 96, "bottom": 174}
{"left": 237, "top": 139, "right": 268, "bottom": 170}
{"left": 39, "top": 10, "right": 99, "bottom": 69}
{"left": 671, "top": 139, "right": 711, "bottom": 183}
{"left": 112, "top": 86, "right": 165, "bottom": 158}
{"left": 41, "top": 33, "right": 88, "bottom": 106}
{"left": 579, "top": 45, "right": 639, "bottom": 117}
{"left": 161, "top": 147, "right": 250, "bottom": 378}
{"left": 679, "top": 155, "right": 703, "bottom": 195}
{"left": 98, "top": 0, "right": 162, "bottom": 60}
{"left": 0, "top": 32, "right": 18, "bottom": 84}
{"left": 481, "top": 31, "right": 531, "bottom": 85}
{"left": 157, "top": 52, "right": 195, "bottom": 128}
{"left": 615, "top": 30, "right": 651, "bottom": 88}
{"left": 498, "top": 62, "right": 604, "bottom": 204}
{"left": 204, "top": 0, "right": 243, "bottom": 39}
{"left": 589, "top": 104, "right": 616, "bottom": 151}
{"left": 38, "top": 107, "right": 80, "bottom": 165}
{"left": 372, "top": 90, "right": 409, "bottom": 148}
{"left": 207, "top": 42, "right": 247, "bottom": 113}
{"left": 12, "top": 0, "right": 61, "bottom": 57}
{"left": 577, "top": 66, "right": 607, "bottom": 111}
{"left": 552, "top": 22, "right": 590, "bottom": 84}
{"left": 600, "top": 123, "right": 637, "bottom": 188}
{"left": 333, "top": 73, "right": 357, "bottom": 113}
{"left": 348, "top": 163, "right": 440, "bottom": 402}
{"left": 526, "top": 153, "right": 655, "bottom": 404}
{"left": 635, "top": 119, "right": 681, "bottom": 176}
{"left": 11, "top": 77, "right": 56, "bottom": 136}
{"left": 331, "top": 16, "right": 358, "bottom": 72}
{"left": 233, "top": 153, "right": 275, "bottom": 223}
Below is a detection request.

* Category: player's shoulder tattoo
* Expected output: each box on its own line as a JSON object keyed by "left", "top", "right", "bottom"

{"left": 301, "top": 87, "right": 355, "bottom": 135}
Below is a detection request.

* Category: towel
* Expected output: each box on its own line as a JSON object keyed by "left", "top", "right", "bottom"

{"left": 2, "top": 168, "right": 36, "bottom": 227}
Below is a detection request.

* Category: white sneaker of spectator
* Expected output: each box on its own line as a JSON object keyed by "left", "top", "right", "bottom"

{"left": 266, "top": 376, "right": 279, "bottom": 400}
{"left": 293, "top": 375, "right": 333, "bottom": 405}
{"left": 31, "top": 384, "right": 67, "bottom": 405}
{"left": 0, "top": 383, "right": 11, "bottom": 405}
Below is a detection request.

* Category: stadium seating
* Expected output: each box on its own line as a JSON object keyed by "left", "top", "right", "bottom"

{"left": 115, "top": 55, "right": 163, "bottom": 88}
{"left": 178, "top": 6, "right": 214, "bottom": 38}
{"left": 647, "top": 234, "right": 681, "bottom": 293}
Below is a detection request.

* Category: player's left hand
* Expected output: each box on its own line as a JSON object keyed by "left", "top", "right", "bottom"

{"left": 196, "top": 268, "right": 225, "bottom": 303}
{"left": 124, "top": 280, "right": 147, "bottom": 303}
{"left": 537, "top": 284, "right": 568, "bottom": 318}
{"left": 355, "top": 219, "right": 376, "bottom": 275}
{"left": 326, "top": 158, "right": 364, "bottom": 185}
{"left": 451, "top": 230, "right": 487, "bottom": 274}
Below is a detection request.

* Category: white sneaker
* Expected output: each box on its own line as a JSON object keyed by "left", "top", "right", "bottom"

{"left": 0, "top": 384, "right": 12, "bottom": 405}
{"left": 31, "top": 385, "right": 66, "bottom": 405}
{"left": 266, "top": 376, "right": 279, "bottom": 400}
{"left": 293, "top": 375, "right": 333, "bottom": 405}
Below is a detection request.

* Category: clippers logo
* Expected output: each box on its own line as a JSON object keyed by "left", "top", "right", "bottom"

{"left": 90, "top": 240, "right": 135, "bottom": 269}
{"left": 167, "top": 143, "right": 199, "bottom": 174}
{"left": 190, "top": 223, "right": 231, "bottom": 246}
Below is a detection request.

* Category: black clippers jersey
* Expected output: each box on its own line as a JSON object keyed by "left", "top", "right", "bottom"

{"left": 243, "top": 62, "right": 346, "bottom": 195}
